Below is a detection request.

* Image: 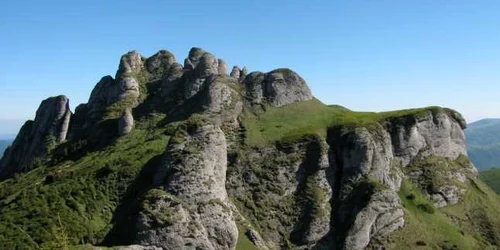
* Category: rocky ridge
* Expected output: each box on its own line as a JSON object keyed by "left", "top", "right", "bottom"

{"left": 0, "top": 47, "right": 486, "bottom": 250}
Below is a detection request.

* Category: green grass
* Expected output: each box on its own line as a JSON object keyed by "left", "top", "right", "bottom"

{"left": 480, "top": 168, "right": 500, "bottom": 193}
{"left": 386, "top": 179, "right": 482, "bottom": 250}
{"left": 441, "top": 178, "right": 500, "bottom": 248}
{"left": 0, "top": 116, "right": 170, "bottom": 249}
{"left": 235, "top": 224, "right": 260, "bottom": 250}
{"left": 241, "top": 98, "right": 453, "bottom": 146}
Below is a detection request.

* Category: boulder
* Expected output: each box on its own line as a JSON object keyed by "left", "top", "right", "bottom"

{"left": 263, "top": 68, "right": 313, "bottom": 107}
{"left": 118, "top": 109, "right": 134, "bottom": 136}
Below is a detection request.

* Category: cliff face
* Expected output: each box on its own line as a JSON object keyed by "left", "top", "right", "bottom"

{"left": 0, "top": 95, "right": 71, "bottom": 178}
{"left": 0, "top": 47, "right": 492, "bottom": 250}
{"left": 327, "top": 111, "right": 476, "bottom": 250}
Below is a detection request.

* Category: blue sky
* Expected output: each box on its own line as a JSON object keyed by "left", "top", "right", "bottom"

{"left": 1, "top": 0, "right": 499, "bottom": 136}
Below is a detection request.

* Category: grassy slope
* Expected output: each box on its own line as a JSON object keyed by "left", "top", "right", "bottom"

{"left": 480, "top": 168, "right": 500, "bottom": 193}
{"left": 0, "top": 116, "right": 169, "bottom": 249}
{"left": 241, "top": 98, "right": 446, "bottom": 146}
{"left": 386, "top": 179, "right": 481, "bottom": 250}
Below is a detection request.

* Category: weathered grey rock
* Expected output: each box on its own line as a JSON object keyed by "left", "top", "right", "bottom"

{"left": 243, "top": 71, "right": 265, "bottom": 104}
{"left": 146, "top": 50, "right": 176, "bottom": 80}
{"left": 84, "top": 73, "right": 140, "bottom": 127}
{"left": 334, "top": 125, "right": 403, "bottom": 191}
{"left": 0, "top": 95, "right": 71, "bottom": 179}
{"left": 196, "top": 53, "right": 219, "bottom": 78}
{"left": 137, "top": 122, "right": 238, "bottom": 250}
{"left": 118, "top": 77, "right": 140, "bottom": 102}
{"left": 328, "top": 108, "right": 477, "bottom": 249}
{"left": 86, "top": 76, "right": 117, "bottom": 123}
{"left": 106, "top": 245, "right": 161, "bottom": 250}
{"left": 118, "top": 109, "right": 134, "bottom": 136}
{"left": 239, "top": 66, "right": 248, "bottom": 81}
{"left": 217, "top": 58, "right": 227, "bottom": 75}
{"left": 184, "top": 51, "right": 220, "bottom": 99}
{"left": 229, "top": 66, "right": 240, "bottom": 79}
{"left": 343, "top": 190, "right": 404, "bottom": 250}
{"left": 263, "top": 68, "right": 313, "bottom": 107}
{"left": 301, "top": 139, "right": 333, "bottom": 245}
{"left": 390, "top": 111, "right": 468, "bottom": 166}
{"left": 183, "top": 47, "right": 205, "bottom": 70}
{"left": 160, "top": 63, "right": 185, "bottom": 102}
{"left": 202, "top": 76, "right": 243, "bottom": 123}
{"left": 118, "top": 51, "right": 144, "bottom": 75}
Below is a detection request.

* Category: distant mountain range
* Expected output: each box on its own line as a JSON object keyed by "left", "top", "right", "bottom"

{"left": 0, "top": 139, "right": 13, "bottom": 156}
{"left": 465, "top": 118, "right": 500, "bottom": 170}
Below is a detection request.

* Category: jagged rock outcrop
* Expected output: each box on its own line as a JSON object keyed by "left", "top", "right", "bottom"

{"left": 136, "top": 121, "right": 238, "bottom": 250}
{"left": 183, "top": 48, "right": 222, "bottom": 99}
{"left": 0, "top": 95, "right": 71, "bottom": 179}
{"left": 0, "top": 46, "right": 482, "bottom": 250}
{"left": 229, "top": 66, "right": 240, "bottom": 79}
{"left": 118, "top": 51, "right": 144, "bottom": 75}
{"left": 328, "top": 109, "right": 476, "bottom": 249}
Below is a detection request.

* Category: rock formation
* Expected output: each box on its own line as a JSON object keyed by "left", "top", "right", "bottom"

{"left": 137, "top": 121, "right": 238, "bottom": 250}
{"left": 119, "top": 109, "right": 134, "bottom": 136}
{"left": 0, "top": 95, "right": 71, "bottom": 179}
{"left": 242, "top": 68, "right": 313, "bottom": 107}
{"left": 229, "top": 66, "right": 240, "bottom": 79}
{"left": 0, "top": 47, "right": 484, "bottom": 250}
{"left": 218, "top": 59, "right": 227, "bottom": 75}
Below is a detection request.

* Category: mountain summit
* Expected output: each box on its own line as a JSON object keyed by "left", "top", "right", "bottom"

{"left": 0, "top": 48, "right": 499, "bottom": 250}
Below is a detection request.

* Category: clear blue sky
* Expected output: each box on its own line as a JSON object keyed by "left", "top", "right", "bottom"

{"left": 1, "top": 0, "right": 500, "bottom": 136}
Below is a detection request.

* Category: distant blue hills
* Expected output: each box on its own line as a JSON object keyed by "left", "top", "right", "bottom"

{"left": 0, "top": 139, "right": 13, "bottom": 156}
{"left": 465, "top": 118, "right": 500, "bottom": 170}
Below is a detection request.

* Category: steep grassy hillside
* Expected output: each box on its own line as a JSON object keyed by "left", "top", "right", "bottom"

{"left": 0, "top": 115, "right": 170, "bottom": 249}
{"left": 480, "top": 168, "right": 500, "bottom": 193}
{"left": 466, "top": 119, "right": 500, "bottom": 170}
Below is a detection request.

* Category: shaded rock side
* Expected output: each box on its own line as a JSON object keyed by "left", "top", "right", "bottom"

{"left": 229, "top": 66, "right": 240, "bottom": 79}
{"left": 136, "top": 122, "right": 238, "bottom": 250}
{"left": 227, "top": 136, "right": 333, "bottom": 249}
{"left": 183, "top": 48, "right": 220, "bottom": 99}
{"left": 0, "top": 95, "right": 71, "bottom": 179}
